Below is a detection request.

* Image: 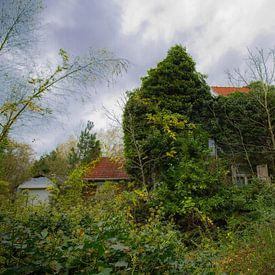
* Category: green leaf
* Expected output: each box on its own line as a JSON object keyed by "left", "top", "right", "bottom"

{"left": 114, "top": 261, "right": 128, "bottom": 267}
{"left": 110, "top": 242, "right": 130, "bottom": 252}
{"left": 40, "top": 228, "right": 48, "bottom": 239}
{"left": 96, "top": 268, "right": 112, "bottom": 275}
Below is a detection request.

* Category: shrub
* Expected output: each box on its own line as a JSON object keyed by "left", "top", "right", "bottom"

{"left": 0, "top": 184, "right": 189, "bottom": 274}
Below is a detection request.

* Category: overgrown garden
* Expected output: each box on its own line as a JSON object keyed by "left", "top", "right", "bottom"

{"left": 0, "top": 1, "right": 274, "bottom": 274}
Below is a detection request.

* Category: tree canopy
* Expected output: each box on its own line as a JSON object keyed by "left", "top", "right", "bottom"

{"left": 0, "top": 139, "right": 34, "bottom": 191}
{"left": 123, "top": 45, "right": 212, "bottom": 188}
{"left": 69, "top": 121, "right": 101, "bottom": 168}
{"left": 210, "top": 82, "right": 275, "bottom": 173}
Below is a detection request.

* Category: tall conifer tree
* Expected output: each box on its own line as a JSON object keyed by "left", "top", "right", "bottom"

{"left": 123, "top": 45, "right": 211, "bottom": 187}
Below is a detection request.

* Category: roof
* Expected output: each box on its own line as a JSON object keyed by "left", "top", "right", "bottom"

{"left": 211, "top": 86, "right": 250, "bottom": 96}
{"left": 84, "top": 157, "right": 129, "bottom": 181}
{"left": 18, "top": 177, "right": 55, "bottom": 189}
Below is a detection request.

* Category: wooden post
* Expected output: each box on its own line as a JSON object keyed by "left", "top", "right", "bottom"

{"left": 256, "top": 164, "right": 270, "bottom": 182}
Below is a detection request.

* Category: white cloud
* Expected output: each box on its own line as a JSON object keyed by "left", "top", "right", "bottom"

{"left": 18, "top": 0, "right": 275, "bottom": 155}
{"left": 116, "top": 0, "right": 275, "bottom": 72}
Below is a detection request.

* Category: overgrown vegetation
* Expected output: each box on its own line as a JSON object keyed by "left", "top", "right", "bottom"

{"left": 123, "top": 45, "right": 211, "bottom": 188}
{"left": 0, "top": 179, "right": 274, "bottom": 274}
{"left": 1, "top": 44, "right": 274, "bottom": 274}
{"left": 0, "top": 1, "right": 274, "bottom": 273}
{"left": 210, "top": 81, "right": 275, "bottom": 174}
{"left": 32, "top": 120, "right": 101, "bottom": 179}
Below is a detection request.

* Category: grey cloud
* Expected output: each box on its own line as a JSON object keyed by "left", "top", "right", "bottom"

{"left": 45, "top": 0, "right": 122, "bottom": 53}
{"left": 19, "top": 0, "right": 275, "bottom": 155}
{"left": 207, "top": 31, "right": 275, "bottom": 86}
{"left": 206, "top": 48, "right": 244, "bottom": 85}
{"left": 249, "top": 31, "right": 275, "bottom": 50}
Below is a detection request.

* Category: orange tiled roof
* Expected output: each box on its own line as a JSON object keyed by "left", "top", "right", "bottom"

{"left": 84, "top": 157, "right": 129, "bottom": 181}
{"left": 211, "top": 86, "right": 250, "bottom": 96}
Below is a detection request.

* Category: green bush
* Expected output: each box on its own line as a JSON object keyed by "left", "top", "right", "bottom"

{"left": 0, "top": 184, "right": 190, "bottom": 274}
{"left": 0, "top": 176, "right": 274, "bottom": 274}
{"left": 216, "top": 221, "right": 275, "bottom": 274}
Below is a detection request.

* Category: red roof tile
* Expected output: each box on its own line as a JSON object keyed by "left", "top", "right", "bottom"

{"left": 84, "top": 157, "right": 129, "bottom": 181}
{"left": 211, "top": 86, "right": 250, "bottom": 96}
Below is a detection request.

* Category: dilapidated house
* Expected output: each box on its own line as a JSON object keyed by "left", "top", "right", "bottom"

{"left": 209, "top": 86, "right": 271, "bottom": 184}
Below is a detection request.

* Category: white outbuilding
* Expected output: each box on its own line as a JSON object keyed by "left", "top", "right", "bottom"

{"left": 17, "top": 177, "right": 56, "bottom": 204}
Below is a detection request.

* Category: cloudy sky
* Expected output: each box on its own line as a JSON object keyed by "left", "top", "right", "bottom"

{"left": 21, "top": 0, "right": 275, "bottom": 155}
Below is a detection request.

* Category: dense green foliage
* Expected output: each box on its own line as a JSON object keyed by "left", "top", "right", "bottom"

{"left": 140, "top": 45, "right": 211, "bottom": 124}
{"left": 0, "top": 179, "right": 274, "bottom": 274}
{"left": 210, "top": 82, "right": 275, "bottom": 173}
{"left": 0, "top": 182, "right": 187, "bottom": 274}
{"left": 151, "top": 154, "right": 227, "bottom": 229}
{"left": 123, "top": 45, "right": 212, "bottom": 186}
{"left": 1, "top": 0, "right": 273, "bottom": 272}
{"left": 0, "top": 140, "right": 33, "bottom": 192}
{"left": 32, "top": 150, "right": 69, "bottom": 178}
{"left": 31, "top": 121, "right": 101, "bottom": 179}
{"left": 1, "top": 39, "right": 275, "bottom": 273}
{"left": 31, "top": 139, "right": 77, "bottom": 179}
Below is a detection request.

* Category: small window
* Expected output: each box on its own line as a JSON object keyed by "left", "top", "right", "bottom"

{"left": 236, "top": 174, "right": 248, "bottom": 186}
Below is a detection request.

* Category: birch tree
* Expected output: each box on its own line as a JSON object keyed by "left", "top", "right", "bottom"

{"left": 0, "top": 0, "right": 127, "bottom": 144}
